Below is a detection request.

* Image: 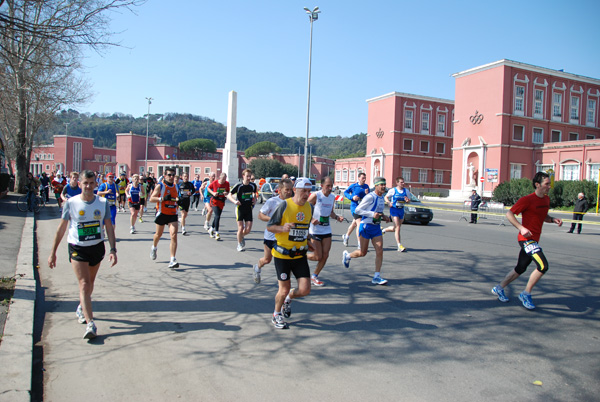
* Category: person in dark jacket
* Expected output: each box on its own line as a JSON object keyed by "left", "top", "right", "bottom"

{"left": 567, "top": 193, "right": 589, "bottom": 234}
{"left": 469, "top": 189, "right": 482, "bottom": 223}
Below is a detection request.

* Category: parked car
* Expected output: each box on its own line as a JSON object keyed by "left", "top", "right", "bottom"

{"left": 258, "top": 182, "right": 279, "bottom": 204}
{"left": 403, "top": 193, "right": 433, "bottom": 225}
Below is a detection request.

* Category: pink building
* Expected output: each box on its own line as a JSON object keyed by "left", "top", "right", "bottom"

{"left": 240, "top": 153, "right": 336, "bottom": 180}
{"left": 451, "top": 59, "right": 600, "bottom": 198}
{"left": 335, "top": 92, "right": 455, "bottom": 194}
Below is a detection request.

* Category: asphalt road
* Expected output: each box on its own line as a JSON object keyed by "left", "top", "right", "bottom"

{"left": 35, "top": 200, "right": 599, "bottom": 401}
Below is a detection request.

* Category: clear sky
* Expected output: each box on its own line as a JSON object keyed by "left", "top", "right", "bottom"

{"left": 79, "top": 0, "right": 600, "bottom": 139}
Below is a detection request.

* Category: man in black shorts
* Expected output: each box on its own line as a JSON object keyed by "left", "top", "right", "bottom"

{"left": 228, "top": 168, "right": 257, "bottom": 251}
{"left": 178, "top": 172, "right": 195, "bottom": 235}
{"left": 149, "top": 167, "right": 180, "bottom": 269}
{"left": 48, "top": 170, "right": 117, "bottom": 339}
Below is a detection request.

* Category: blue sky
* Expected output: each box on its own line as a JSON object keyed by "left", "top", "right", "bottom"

{"left": 80, "top": 0, "right": 600, "bottom": 139}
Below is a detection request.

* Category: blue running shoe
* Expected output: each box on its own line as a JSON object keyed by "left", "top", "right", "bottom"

{"left": 342, "top": 250, "right": 351, "bottom": 268}
{"left": 371, "top": 276, "right": 388, "bottom": 285}
{"left": 519, "top": 292, "right": 535, "bottom": 310}
{"left": 492, "top": 286, "right": 509, "bottom": 303}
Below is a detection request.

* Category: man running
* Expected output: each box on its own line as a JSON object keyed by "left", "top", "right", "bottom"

{"left": 116, "top": 173, "right": 128, "bottom": 212}
{"left": 342, "top": 172, "right": 370, "bottom": 247}
{"left": 253, "top": 178, "right": 294, "bottom": 284}
{"left": 267, "top": 178, "right": 314, "bottom": 329}
{"left": 125, "top": 174, "right": 145, "bottom": 234}
{"left": 228, "top": 168, "right": 257, "bottom": 251}
{"left": 207, "top": 172, "right": 230, "bottom": 241}
{"left": 61, "top": 171, "right": 82, "bottom": 203}
{"left": 192, "top": 174, "right": 203, "bottom": 212}
{"left": 307, "top": 176, "right": 344, "bottom": 286}
{"left": 382, "top": 176, "right": 411, "bottom": 252}
{"left": 138, "top": 176, "right": 148, "bottom": 223}
{"left": 149, "top": 167, "right": 180, "bottom": 269}
{"left": 48, "top": 170, "right": 117, "bottom": 339}
{"left": 97, "top": 173, "right": 118, "bottom": 226}
{"left": 491, "top": 172, "right": 562, "bottom": 310}
{"left": 40, "top": 172, "right": 50, "bottom": 203}
{"left": 177, "top": 172, "right": 195, "bottom": 235}
{"left": 342, "top": 177, "right": 391, "bottom": 285}
{"left": 51, "top": 171, "right": 67, "bottom": 209}
{"left": 202, "top": 172, "right": 217, "bottom": 229}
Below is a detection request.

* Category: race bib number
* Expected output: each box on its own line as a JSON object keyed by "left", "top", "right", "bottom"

{"left": 77, "top": 221, "right": 101, "bottom": 242}
{"left": 395, "top": 200, "right": 405, "bottom": 209}
{"left": 318, "top": 216, "right": 330, "bottom": 226}
{"left": 241, "top": 192, "right": 253, "bottom": 201}
{"left": 523, "top": 240, "right": 541, "bottom": 255}
{"left": 288, "top": 223, "right": 309, "bottom": 242}
{"left": 181, "top": 189, "right": 191, "bottom": 198}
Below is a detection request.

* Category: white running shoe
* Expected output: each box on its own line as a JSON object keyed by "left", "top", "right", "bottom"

{"left": 194, "top": 207, "right": 198, "bottom": 212}
{"left": 241, "top": 239, "right": 246, "bottom": 248}
{"left": 84, "top": 321, "right": 97, "bottom": 339}
{"left": 215, "top": 232, "right": 221, "bottom": 240}
{"left": 204, "top": 222, "right": 210, "bottom": 230}
{"left": 150, "top": 247, "right": 157, "bottom": 260}
{"left": 398, "top": 244, "right": 406, "bottom": 252}
{"left": 342, "top": 234, "right": 349, "bottom": 247}
{"left": 76, "top": 304, "right": 86, "bottom": 324}
{"left": 182, "top": 227, "right": 187, "bottom": 235}
{"left": 168, "top": 259, "right": 179, "bottom": 269}
{"left": 130, "top": 226, "right": 135, "bottom": 234}
{"left": 342, "top": 250, "right": 351, "bottom": 268}
{"left": 208, "top": 227, "right": 215, "bottom": 238}
{"left": 237, "top": 243, "right": 244, "bottom": 252}
{"left": 253, "top": 264, "right": 261, "bottom": 284}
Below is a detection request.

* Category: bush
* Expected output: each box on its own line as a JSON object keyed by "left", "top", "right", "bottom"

{"left": 560, "top": 180, "right": 597, "bottom": 209}
{"left": 492, "top": 178, "right": 532, "bottom": 205}
{"left": 494, "top": 178, "right": 597, "bottom": 209}
{"left": 423, "top": 192, "right": 441, "bottom": 197}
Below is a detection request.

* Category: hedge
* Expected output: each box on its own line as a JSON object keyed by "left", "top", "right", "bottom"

{"left": 492, "top": 178, "right": 597, "bottom": 208}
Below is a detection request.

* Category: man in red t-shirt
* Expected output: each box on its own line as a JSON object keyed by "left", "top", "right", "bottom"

{"left": 491, "top": 172, "right": 562, "bottom": 310}
{"left": 207, "top": 172, "right": 230, "bottom": 240}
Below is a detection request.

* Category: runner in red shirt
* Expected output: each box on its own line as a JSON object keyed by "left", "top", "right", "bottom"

{"left": 207, "top": 172, "right": 230, "bottom": 240}
{"left": 491, "top": 172, "right": 562, "bottom": 310}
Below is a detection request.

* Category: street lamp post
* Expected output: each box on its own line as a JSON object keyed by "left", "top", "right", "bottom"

{"left": 303, "top": 6, "right": 320, "bottom": 178}
{"left": 144, "top": 97, "right": 153, "bottom": 175}
{"left": 64, "top": 122, "right": 69, "bottom": 173}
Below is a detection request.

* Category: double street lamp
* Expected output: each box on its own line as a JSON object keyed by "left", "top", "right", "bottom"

{"left": 303, "top": 6, "right": 320, "bottom": 178}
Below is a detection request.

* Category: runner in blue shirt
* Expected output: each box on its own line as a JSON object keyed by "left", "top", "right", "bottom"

{"left": 382, "top": 176, "right": 411, "bottom": 252}
{"left": 192, "top": 174, "right": 203, "bottom": 212}
{"left": 97, "top": 173, "right": 118, "bottom": 226}
{"left": 61, "top": 171, "right": 82, "bottom": 203}
{"left": 342, "top": 172, "right": 370, "bottom": 247}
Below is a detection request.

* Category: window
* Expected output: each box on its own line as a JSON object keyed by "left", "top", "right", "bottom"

{"left": 73, "top": 142, "right": 82, "bottom": 172}
{"left": 588, "top": 163, "right": 600, "bottom": 182}
{"left": 241, "top": 163, "right": 246, "bottom": 169}
{"left": 569, "top": 132, "right": 579, "bottom": 141}
{"left": 342, "top": 169, "right": 348, "bottom": 182}
{"left": 404, "top": 110, "right": 413, "bottom": 132}
{"left": 45, "top": 164, "right": 50, "bottom": 170}
{"left": 208, "top": 153, "right": 212, "bottom": 158}
{"left": 570, "top": 96, "right": 580, "bottom": 122}
{"left": 587, "top": 99, "right": 597, "bottom": 126}
{"left": 419, "top": 169, "right": 428, "bottom": 183}
{"left": 553, "top": 93, "right": 562, "bottom": 119}
{"left": 204, "top": 167, "right": 211, "bottom": 174}
{"left": 420, "top": 141, "right": 429, "bottom": 153}
{"left": 349, "top": 169, "right": 356, "bottom": 182}
{"left": 437, "top": 114, "right": 446, "bottom": 135}
{"left": 538, "top": 164, "right": 553, "bottom": 174}
{"left": 111, "top": 156, "right": 116, "bottom": 162}
{"left": 103, "top": 155, "right": 110, "bottom": 162}
{"left": 139, "top": 166, "right": 145, "bottom": 174}
{"left": 194, "top": 167, "right": 201, "bottom": 174}
{"left": 561, "top": 164, "right": 579, "bottom": 181}
{"left": 403, "top": 139, "right": 413, "bottom": 152}
{"left": 95, "top": 154, "right": 102, "bottom": 161}
{"left": 148, "top": 166, "right": 153, "bottom": 173}
{"left": 534, "top": 89, "right": 544, "bottom": 117}
{"left": 586, "top": 134, "right": 595, "bottom": 140}
{"left": 436, "top": 142, "right": 445, "bottom": 154}
{"left": 532, "top": 128, "right": 544, "bottom": 144}
{"left": 335, "top": 170, "right": 341, "bottom": 182}
{"left": 514, "top": 85, "right": 525, "bottom": 114}
{"left": 510, "top": 164, "right": 522, "bottom": 179}
{"left": 434, "top": 170, "right": 443, "bottom": 184}
{"left": 551, "top": 130, "right": 561, "bottom": 142}
{"left": 402, "top": 168, "right": 411, "bottom": 182}
{"left": 513, "top": 125, "right": 524, "bottom": 142}
{"left": 421, "top": 112, "right": 430, "bottom": 134}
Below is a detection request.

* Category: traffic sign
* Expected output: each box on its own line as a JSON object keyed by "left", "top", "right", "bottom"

{"left": 480, "top": 176, "right": 485, "bottom": 183}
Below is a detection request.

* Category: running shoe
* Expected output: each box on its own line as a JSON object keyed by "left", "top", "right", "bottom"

{"left": 342, "top": 250, "right": 351, "bottom": 268}
{"left": 241, "top": 239, "right": 246, "bottom": 248}
{"left": 215, "top": 232, "right": 220, "bottom": 241}
{"left": 194, "top": 207, "right": 198, "bottom": 212}
{"left": 84, "top": 321, "right": 97, "bottom": 339}
{"left": 201, "top": 209, "right": 206, "bottom": 216}
{"left": 150, "top": 247, "right": 157, "bottom": 260}
{"left": 371, "top": 276, "right": 388, "bottom": 285}
{"left": 519, "top": 292, "right": 535, "bottom": 310}
{"left": 253, "top": 264, "right": 261, "bottom": 284}
{"left": 208, "top": 227, "right": 215, "bottom": 238}
{"left": 311, "top": 275, "right": 324, "bottom": 286}
{"left": 398, "top": 244, "right": 406, "bottom": 252}
{"left": 139, "top": 216, "right": 143, "bottom": 223}
{"left": 491, "top": 286, "right": 509, "bottom": 303}
{"left": 342, "top": 234, "right": 349, "bottom": 247}
{"left": 76, "top": 304, "right": 86, "bottom": 324}
{"left": 168, "top": 259, "right": 179, "bottom": 269}
{"left": 130, "top": 226, "right": 136, "bottom": 234}
{"left": 204, "top": 222, "right": 209, "bottom": 230}
{"left": 272, "top": 314, "right": 288, "bottom": 329}
{"left": 182, "top": 228, "right": 187, "bottom": 235}
{"left": 237, "top": 243, "right": 244, "bottom": 252}
{"left": 282, "top": 300, "right": 292, "bottom": 318}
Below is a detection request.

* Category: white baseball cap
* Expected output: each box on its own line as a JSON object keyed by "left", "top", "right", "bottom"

{"left": 294, "top": 177, "right": 312, "bottom": 189}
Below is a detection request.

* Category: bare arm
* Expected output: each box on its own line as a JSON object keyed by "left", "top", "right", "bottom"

{"left": 506, "top": 210, "right": 531, "bottom": 238}
{"left": 48, "top": 219, "right": 69, "bottom": 269}
{"left": 104, "top": 218, "right": 118, "bottom": 267}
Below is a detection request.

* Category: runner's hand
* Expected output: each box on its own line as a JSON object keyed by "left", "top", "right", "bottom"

{"left": 109, "top": 253, "right": 117, "bottom": 267}
{"left": 520, "top": 226, "right": 532, "bottom": 238}
{"left": 48, "top": 254, "right": 56, "bottom": 269}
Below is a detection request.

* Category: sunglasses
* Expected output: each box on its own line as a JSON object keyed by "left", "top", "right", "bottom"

{"left": 165, "top": 173, "right": 174, "bottom": 177}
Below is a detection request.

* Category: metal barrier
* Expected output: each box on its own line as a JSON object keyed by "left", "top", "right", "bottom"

{"left": 478, "top": 201, "right": 506, "bottom": 225}
{"left": 460, "top": 201, "right": 472, "bottom": 222}
{"left": 334, "top": 194, "right": 347, "bottom": 216}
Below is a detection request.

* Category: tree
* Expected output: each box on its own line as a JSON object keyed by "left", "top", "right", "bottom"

{"left": 249, "top": 158, "right": 299, "bottom": 179}
{"left": 179, "top": 138, "right": 217, "bottom": 157}
{"left": 0, "top": 0, "right": 143, "bottom": 192}
{"left": 245, "top": 141, "right": 281, "bottom": 158}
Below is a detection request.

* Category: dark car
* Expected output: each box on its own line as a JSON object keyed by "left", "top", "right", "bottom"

{"left": 258, "top": 182, "right": 279, "bottom": 204}
{"left": 403, "top": 193, "right": 433, "bottom": 225}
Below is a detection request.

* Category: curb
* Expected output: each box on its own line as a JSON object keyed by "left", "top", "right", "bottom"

{"left": 0, "top": 213, "right": 35, "bottom": 402}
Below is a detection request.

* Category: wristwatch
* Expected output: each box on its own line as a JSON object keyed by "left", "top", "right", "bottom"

{"left": 110, "top": 248, "right": 117, "bottom": 253}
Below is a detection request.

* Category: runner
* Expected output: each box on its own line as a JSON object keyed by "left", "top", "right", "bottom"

{"left": 342, "top": 176, "right": 391, "bottom": 285}
{"left": 267, "top": 178, "right": 314, "bottom": 329}
{"left": 202, "top": 172, "right": 217, "bottom": 229}
{"left": 177, "top": 172, "right": 195, "bottom": 235}
{"left": 207, "top": 172, "right": 230, "bottom": 240}
{"left": 342, "top": 172, "right": 370, "bottom": 247}
{"left": 61, "top": 171, "right": 82, "bottom": 203}
{"left": 51, "top": 171, "right": 67, "bottom": 209}
{"left": 491, "top": 172, "right": 563, "bottom": 310}
{"left": 138, "top": 176, "right": 148, "bottom": 223}
{"left": 228, "top": 168, "right": 257, "bottom": 251}
{"left": 307, "top": 176, "right": 345, "bottom": 286}
{"left": 253, "top": 178, "right": 293, "bottom": 284}
{"left": 40, "top": 172, "right": 50, "bottom": 203}
{"left": 48, "top": 170, "right": 117, "bottom": 339}
{"left": 97, "top": 173, "right": 118, "bottom": 226}
{"left": 125, "top": 174, "right": 145, "bottom": 234}
{"left": 192, "top": 174, "right": 203, "bottom": 212}
{"left": 382, "top": 176, "right": 411, "bottom": 252}
{"left": 116, "top": 173, "right": 128, "bottom": 212}
{"left": 149, "top": 167, "right": 180, "bottom": 269}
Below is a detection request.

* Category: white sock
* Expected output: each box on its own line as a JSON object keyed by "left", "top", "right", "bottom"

{"left": 170, "top": 257, "right": 176, "bottom": 262}
{"left": 374, "top": 272, "right": 381, "bottom": 278}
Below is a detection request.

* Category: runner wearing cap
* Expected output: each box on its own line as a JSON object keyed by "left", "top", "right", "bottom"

{"left": 342, "top": 176, "right": 391, "bottom": 285}
{"left": 51, "top": 171, "right": 67, "bottom": 208}
{"left": 267, "top": 177, "right": 314, "bottom": 329}
{"left": 116, "top": 173, "right": 129, "bottom": 212}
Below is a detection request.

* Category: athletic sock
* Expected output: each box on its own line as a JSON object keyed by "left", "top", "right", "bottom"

{"left": 374, "top": 272, "right": 381, "bottom": 278}
{"left": 284, "top": 295, "right": 291, "bottom": 304}
{"left": 522, "top": 291, "right": 530, "bottom": 296}
{"left": 273, "top": 312, "right": 282, "bottom": 317}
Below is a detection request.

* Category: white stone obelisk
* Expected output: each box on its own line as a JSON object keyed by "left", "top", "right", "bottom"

{"left": 222, "top": 91, "right": 238, "bottom": 183}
